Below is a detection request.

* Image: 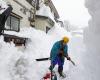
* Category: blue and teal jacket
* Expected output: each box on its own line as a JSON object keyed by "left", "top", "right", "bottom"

{"left": 50, "top": 40, "right": 68, "bottom": 62}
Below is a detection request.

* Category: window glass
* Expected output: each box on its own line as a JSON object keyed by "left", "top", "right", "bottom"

{"left": 11, "top": 16, "right": 19, "bottom": 31}
{"left": 6, "top": 15, "right": 20, "bottom": 31}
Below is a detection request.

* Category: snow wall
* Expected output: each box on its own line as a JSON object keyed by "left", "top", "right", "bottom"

{"left": 84, "top": 0, "right": 100, "bottom": 52}
{"left": 83, "top": 0, "right": 100, "bottom": 80}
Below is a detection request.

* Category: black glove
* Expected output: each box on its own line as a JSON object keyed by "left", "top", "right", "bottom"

{"left": 67, "top": 56, "right": 71, "bottom": 60}
{"left": 58, "top": 50, "right": 64, "bottom": 57}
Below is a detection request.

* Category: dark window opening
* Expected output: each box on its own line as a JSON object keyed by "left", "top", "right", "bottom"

{"left": 46, "top": 26, "right": 50, "bottom": 33}
{"left": 3, "top": 34, "right": 28, "bottom": 46}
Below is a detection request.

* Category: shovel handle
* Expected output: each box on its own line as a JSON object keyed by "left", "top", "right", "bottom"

{"left": 70, "top": 60, "right": 76, "bottom": 66}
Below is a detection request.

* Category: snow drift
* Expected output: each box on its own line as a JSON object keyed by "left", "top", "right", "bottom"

{"left": 36, "top": 1, "right": 55, "bottom": 21}
{"left": 83, "top": 0, "right": 100, "bottom": 80}
{"left": 0, "top": 24, "right": 72, "bottom": 80}
{"left": 84, "top": 0, "right": 100, "bottom": 52}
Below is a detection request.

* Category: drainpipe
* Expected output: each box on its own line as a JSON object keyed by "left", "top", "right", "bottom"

{"left": 36, "top": 0, "right": 40, "bottom": 10}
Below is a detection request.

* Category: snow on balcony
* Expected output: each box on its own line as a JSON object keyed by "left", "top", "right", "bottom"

{"left": 36, "top": 2, "right": 55, "bottom": 22}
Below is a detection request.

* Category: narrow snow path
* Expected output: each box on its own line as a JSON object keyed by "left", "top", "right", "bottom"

{"left": 61, "top": 36, "right": 86, "bottom": 80}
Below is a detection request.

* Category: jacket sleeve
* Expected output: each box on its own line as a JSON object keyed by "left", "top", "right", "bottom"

{"left": 64, "top": 45, "right": 68, "bottom": 56}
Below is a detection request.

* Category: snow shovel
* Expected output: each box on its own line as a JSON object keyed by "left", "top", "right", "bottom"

{"left": 70, "top": 59, "right": 76, "bottom": 66}
{"left": 36, "top": 57, "right": 50, "bottom": 61}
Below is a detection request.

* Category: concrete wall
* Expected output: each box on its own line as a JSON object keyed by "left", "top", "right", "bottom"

{"left": 35, "top": 0, "right": 55, "bottom": 32}
{"left": 4, "top": 0, "right": 34, "bottom": 28}
{"left": 4, "top": 0, "right": 55, "bottom": 32}
{"left": 35, "top": 18, "right": 52, "bottom": 32}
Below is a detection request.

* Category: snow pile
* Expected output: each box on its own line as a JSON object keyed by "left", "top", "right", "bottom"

{"left": 83, "top": 0, "right": 100, "bottom": 80}
{"left": 36, "top": 1, "right": 55, "bottom": 21}
{"left": 0, "top": 36, "right": 24, "bottom": 80}
{"left": 48, "top": 24, "right": 71, "bottom": 41}
{"left": 0, "top": 24, "right": 72, "bottom": 80}
{"left": 84, "top": 0, "right": 100, "bottom": 52}
{"left": 0, "top": 0, "right": 8, "bottom": 14}
{"left": 66, "top": 36, "right": 86, "bottom": 80}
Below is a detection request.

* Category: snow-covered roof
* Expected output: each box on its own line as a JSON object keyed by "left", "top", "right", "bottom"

{"left": 36, "top": 0, "right": 59, "bottom": 21}
{"left": 36, "top": 2, "right": 55, "bottom": 21}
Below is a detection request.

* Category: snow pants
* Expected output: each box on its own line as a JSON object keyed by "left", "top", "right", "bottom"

{"left": 51, "top": 56, "right": 64, "bottom": 72}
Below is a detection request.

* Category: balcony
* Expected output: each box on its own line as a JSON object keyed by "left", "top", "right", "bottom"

{"left": 3, "top": 34, "right": 28, "bottom": 46}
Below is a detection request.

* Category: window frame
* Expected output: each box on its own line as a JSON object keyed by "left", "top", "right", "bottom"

{"left": 5, "top": 14, "right": 20, "bottom": 32}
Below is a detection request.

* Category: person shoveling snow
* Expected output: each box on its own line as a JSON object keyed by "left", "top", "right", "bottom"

{"left": 36, "top": 36, "right": 75, "bottom": 80}
{"left": 49, "top": 36, "right": 75, "bottom": 78}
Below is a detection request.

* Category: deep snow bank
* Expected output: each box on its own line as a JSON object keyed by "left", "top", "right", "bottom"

{"left": 0, "top": 25, "right": 71, "bottom": 80}
{"left": 83, "top": 0, "right": 100, "bottom": 80}
{"left": 36, "top": 0, "right": 55, "bottom": 21}
{"left": 84, "top": 0, "right": 100, "bottom": 52}
{"left": 0, "top": 36, "right": 24, "bottom": 80}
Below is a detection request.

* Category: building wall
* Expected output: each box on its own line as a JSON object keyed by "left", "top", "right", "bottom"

{"left": 35, "top": 18, "right": 52, "bottom": 32}
{"left": 3, "top": 0, "right": 57, "bottom": 32}
{"left": 4, "top": 0, "right": 34, "bottom": 28}
{"left": 35, "top": 0, "right": 56, "bottom": 32}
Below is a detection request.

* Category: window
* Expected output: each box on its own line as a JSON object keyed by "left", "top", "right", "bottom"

{"left": 6, "top": 15, "right": 20, "bottom": 32}
{"left": 46, "top": 26, "right": 50, "bottom": 33}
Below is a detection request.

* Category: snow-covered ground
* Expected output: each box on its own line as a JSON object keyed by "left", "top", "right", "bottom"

{"left": 0, "top": 26, "right": 65, "bottom": 80}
